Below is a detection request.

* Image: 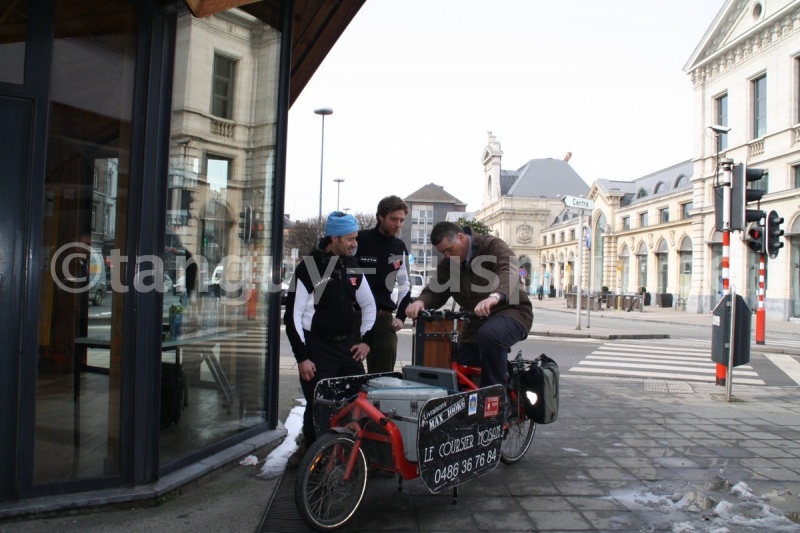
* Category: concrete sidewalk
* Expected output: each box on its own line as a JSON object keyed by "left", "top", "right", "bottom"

{"left": 262, "top": 376, "right": 800, "bottom": 532}
{"left": 2, "top": 302, "right": 800, "bottom": 532}
{"left": 529, "top": 293, "right": 800, "bottom": 351}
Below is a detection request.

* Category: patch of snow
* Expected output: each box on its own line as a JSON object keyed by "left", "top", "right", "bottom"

{"left": 561, "top": 447, "right": 587, "bottom": 456}
{"left": 257, "top": 399, "right": 305, "bottom": 479}
{"left": 653, "top": 479, "right": 800, "bottom": 533}
{"left": 730, "top": 481, "right": 760, "bottom": 501}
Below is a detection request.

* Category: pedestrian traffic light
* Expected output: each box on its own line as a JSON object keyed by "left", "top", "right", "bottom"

{"left": 745, "top": 219, "right": 765, "bottom": 254}
{"left": 729, "top": 163, "right": 766, "bottom": 231}
{"left": 238, "top": 205, "right": 253, "bottom": 243}
{"left": 766, "top": 209, "right": 784, "bottom": 259}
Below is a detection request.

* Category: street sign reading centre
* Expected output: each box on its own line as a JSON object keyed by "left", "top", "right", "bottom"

{"left": 562, "top": 195, "right": 594, "bottom": 212}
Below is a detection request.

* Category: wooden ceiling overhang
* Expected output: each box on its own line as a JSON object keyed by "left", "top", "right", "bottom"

{"left": 184, "top": 0, "right": 366, "bottom": 106}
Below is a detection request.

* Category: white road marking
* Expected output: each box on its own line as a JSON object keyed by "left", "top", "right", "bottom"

{"left": 763, "top": 352, "right": 800, "bottom": 386}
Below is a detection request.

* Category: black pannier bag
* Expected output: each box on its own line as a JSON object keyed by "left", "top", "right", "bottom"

{"left": 519, "top": 354, "right": 559, "bottom": 424}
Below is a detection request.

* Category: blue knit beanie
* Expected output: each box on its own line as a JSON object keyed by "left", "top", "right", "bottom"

{"left": 325, "top": 211, "right": 359, "bottom": 237}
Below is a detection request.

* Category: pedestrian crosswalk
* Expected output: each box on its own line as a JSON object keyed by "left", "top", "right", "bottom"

{"left": 761, "top": 338, "right": 800, "bottom": 351}
{"left": 570, "top": 342, "right": 766, "bottom": 385}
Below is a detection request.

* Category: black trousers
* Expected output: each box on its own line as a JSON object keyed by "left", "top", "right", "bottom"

{"left": 299, "top": 330, "right": 365, "bottom": 445}
{"left": 454, "top": 315, "right": 528, "bottom": 387}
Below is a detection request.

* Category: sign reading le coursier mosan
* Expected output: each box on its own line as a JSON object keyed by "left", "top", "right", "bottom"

{"left": 562, "top": 195, "right": 594, "bottom": 212}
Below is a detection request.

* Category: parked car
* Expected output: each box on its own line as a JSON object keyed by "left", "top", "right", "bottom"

{"left": 210, "top": 265, "right": 224, "bottom": 297}
{"left": 391, "top": 274, "right": 426, "bottom": 303}
{"left": 409, "top": 274, "right": 424, "bottom": 301}
{"left": 281, "top": 281, "right": 289, "bottom": 305}
{"left": 88, "top": 251, "right": 107, "bottom": 306}
{"left": 173, "top": 275, "right": 185, "bottom": 295}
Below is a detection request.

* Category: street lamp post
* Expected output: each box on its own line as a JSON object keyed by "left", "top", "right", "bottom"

{"left": 314, "top": 107, "right": 333, "bottom": 224}
{"left": 333, "top": 178, "right": 344, "bottom": 211}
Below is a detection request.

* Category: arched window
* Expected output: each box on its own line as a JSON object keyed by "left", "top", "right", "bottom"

{"left": 674, "top": 174, "right": 687, "bottom": 188}
{"left": 592, "top": 213, "right": 606, "bottom": 289}
{"left": 679, "top": 236, "right": 693, "bottom": 282}
{"left": 655, "top": 239, "right": 669, "bottom": 293}
{"left": 618, "top": 244, "right": 631, "bottom": 293}
{"left": 654, "top": 182, "right": 665, "bottom": 194}
{"left": 636, "top": 241, "right": 648, "bottom": 291}
{"left": 636, "top": 188, "right": 647, "bottom": 199}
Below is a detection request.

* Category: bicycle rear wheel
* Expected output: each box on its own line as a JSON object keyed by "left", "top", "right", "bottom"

{"left": 295, "top": 433, "right": 369, "bottom": 532}
{"left": 500, "top": 374, "right": 536, "bottom": 464}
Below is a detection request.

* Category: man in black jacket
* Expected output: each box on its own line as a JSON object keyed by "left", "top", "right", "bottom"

{"left": 355, "top": 195, "right": 411, "bottom": 373}
{"left": 284, "top": 211, "right": 376, "bottom": 461}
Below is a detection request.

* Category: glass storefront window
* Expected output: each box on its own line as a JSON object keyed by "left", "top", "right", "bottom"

{"left": 637, "top": 255, "right": 647, "bottom": 291}
{"left": 656, "top": 254, "right": 668, "bottom": 293}
{"left": 35, "top": 0, "right": 137, "bottom": 484}
{"left": 160, "top": 10, "right": 281, "bottom": 466}
{"left": 0, "top": 0, "right": 27, "bottom": 84}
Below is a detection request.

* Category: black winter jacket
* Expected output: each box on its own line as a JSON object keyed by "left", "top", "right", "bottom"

{"left": 284, "top": 242, "right": 376, "bottom": 363}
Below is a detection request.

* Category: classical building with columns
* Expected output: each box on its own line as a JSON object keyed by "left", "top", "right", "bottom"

{"left": 475, "top": 132, "right": 589, "bottom": 293}
{"left": 684, "top": 0, "right": 800, "bottom": 319}
{"left": 538, "top": 160, "right": 695, "bottom": 305}
{"left": 478, "top": 0, "right": 800, "bottom": 321}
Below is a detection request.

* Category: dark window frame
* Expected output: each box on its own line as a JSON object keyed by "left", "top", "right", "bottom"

{"left": 753, "top": 75, "right": 767, "bottom": 139}
{"left": 716, "top": 93, "right": 728, "bottom": 150}
{"left": 211, "top": 53, "right": 236, "bottom": 119}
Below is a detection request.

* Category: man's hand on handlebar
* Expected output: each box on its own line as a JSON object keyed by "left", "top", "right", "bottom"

{"left": 405, "top": 299, "right": 426, "bottom": 319}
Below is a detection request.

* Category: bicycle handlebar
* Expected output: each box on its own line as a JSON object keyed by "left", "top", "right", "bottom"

{"left": 418, "top": 309, "right": 480, "bottom": 322}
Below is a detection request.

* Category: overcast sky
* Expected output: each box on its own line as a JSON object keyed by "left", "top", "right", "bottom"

{"left": 284, "top": 0, "right": 725, "bottom": 221}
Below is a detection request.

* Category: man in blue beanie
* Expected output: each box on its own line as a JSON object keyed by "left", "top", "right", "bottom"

{"left": 284, "top": 211, "right": 376, "bottom": 466}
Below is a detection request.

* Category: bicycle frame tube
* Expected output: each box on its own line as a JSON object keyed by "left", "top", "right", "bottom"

{"left": 452, "top": 363, "right": 480, "bottom": 390}
{"left": 326, "top": 391, "right": 422, "bottom": 481}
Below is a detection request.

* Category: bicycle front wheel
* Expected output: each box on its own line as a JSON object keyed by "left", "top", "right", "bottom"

{"left": 500, "top": 377, "right": 536, "bottom": 464}
{"left": 295, "top": 433, "right": 369, "bottom": 532}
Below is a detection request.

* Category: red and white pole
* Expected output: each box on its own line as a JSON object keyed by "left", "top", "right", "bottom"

{"left": 717, "top": 229, "right": 730, "bottom": 385}
{"left": 246, "top": 246, "right": 257, "bottom": 320}
{"left": 716, "top": 160, "right": 732, "bottom": 386}
{"left": 756, "top": 253, "right": 765, "bottom": 344}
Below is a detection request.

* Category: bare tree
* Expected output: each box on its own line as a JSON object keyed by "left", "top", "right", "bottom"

{"left": 283, "top": 211, "right": 377, "bottom": 263}
{"left": 283, "top": 217, "right": 324, "bottom": 259}
{"left": 354, "top": 211, "right": 376, "bottom": 230}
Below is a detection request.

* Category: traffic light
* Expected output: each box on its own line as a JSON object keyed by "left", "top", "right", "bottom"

{"left": 729, "top": 163, "right": 766, "bottom": 231}
{"left": 180, "top": 190, "right": 194, "bottom": 222}
{"left": 238, "top": 205, "right": 253, "bottom": 243}
{"left": 251, "top": 220, "right": 264, "bottom": 241}
{"left": 745, "top": 219, "right": 765, "bottom": 254}
{"left": 766, "top": 209, "right": 784, "bottom": 259}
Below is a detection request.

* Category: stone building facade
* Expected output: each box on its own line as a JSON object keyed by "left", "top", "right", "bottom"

{"left": 475, "top": 132, "right": 590, "bottom": 292}
{"left": 478, "top": 1, "right": 800, "bottom": 321}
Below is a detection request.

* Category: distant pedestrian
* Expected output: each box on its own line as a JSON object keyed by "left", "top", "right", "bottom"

{"left": 537, "top": 284, "right": 544, "bottom": 301}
